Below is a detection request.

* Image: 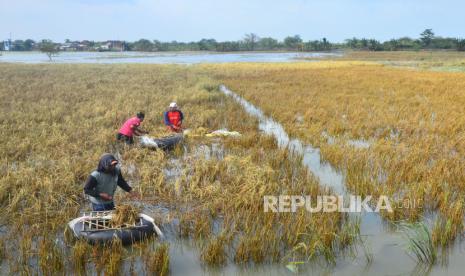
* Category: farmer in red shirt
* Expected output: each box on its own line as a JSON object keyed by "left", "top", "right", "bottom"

{"left": 164, "top": 102, "right": 184, "bottom": 133}
{"left": 117, "top": 112, "right": 148, "bottom": 144}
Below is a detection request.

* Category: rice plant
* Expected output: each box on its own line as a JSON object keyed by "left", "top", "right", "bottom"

{"left": 400, "top": 222, "right": 437, "bottom": 265}
{"left": 71, "top": 240, "right": 90, "bottom": 274}
{"left": 201, "top": 235, "right": 227, "bottom": 266}
{"left": 145, "top": 243, "right": 170, "bottom": 276}
{"left": 38, "top": 237, "right": 64, "bottom": 275}
{"left": 6, "top": 61, "right": 455, "bottom": 273}
{"left": 209, "top": 61, "right": 465, "bottom": 241}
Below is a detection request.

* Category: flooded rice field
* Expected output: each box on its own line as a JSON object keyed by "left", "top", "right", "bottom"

{"left": 0, "top": 51, "right": 339, "bottom": 64}
{"left": 218, "top": 85, "right": 465, "bottom": 276}
{"left": 1, "top": 63, "right": 464, "bottom": 276}
{"left": 64, "top": 85, "right": 465, "bottom": 275}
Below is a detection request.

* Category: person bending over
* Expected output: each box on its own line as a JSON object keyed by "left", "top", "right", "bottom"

{"left": 84, "top": 153, "right": 138, "bottom": 211}
{"left": 117, "top": 112, "right": 148, "bottom": 144}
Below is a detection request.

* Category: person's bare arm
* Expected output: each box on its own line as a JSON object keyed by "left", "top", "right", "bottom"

{"left": 132, "top": 125, "right": 148, "bottom": 136}
{"left": 117, "top": 171, "right": 139, "bottom": 198}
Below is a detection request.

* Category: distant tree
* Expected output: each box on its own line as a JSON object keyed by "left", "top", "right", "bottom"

{"left": 133, "top": 39, "right": 153, "bottom": 52}
{"left": 198, "top": 39, "right": 217, "bottom": 51}
{"left": 345, "top": 38, "right": 359, "bottom": 49}
{"left": 152, "top": 40, "right": 162, "bottom": 51}
{"left": 257, "top": 37, "right": 278, "bottom": 50}
{"left": 303, "top": 38, "right": 331, "bottom": 51}
{"left": 360, "top": 38, "right": 369, "bottom": 49}
{"left": 24, "top": 39, "right": 35, "bottom": 51}
{"left": 243, "top": 33, "right": 259, "bottom": 51}
{"left": 456, "top": 39, "right": 465, "bottom": 51}
{"left": 11, "top": 40, "right": 24, "bottom": 51}
{"left": 383, "top": 39, "right": 399, "bottom": 51}
{"left": 321, "top": 38, "right": 331, "bottom": 51}
{"left": 14, "top": 32, "right": 465, "bottom": 53}
{"left": 367, "top": 39, "right": 382, "bottom": 51}
{"left": 430, "top": 37, "right": 456, "bottom": 49}
{"left": 420, "top": 29, "right": 435, "bottom": 48}
{"left": 304, "top": 40, "right": 320, "bottom": 51}
{"left": 397, "top": 37, "right": 419, "bottom": 50}
{"left": 186, "top": 41, "right": 199, "bottom": 51}
{"left": 216, "top": 41, "right": 241, "bottom": 52}
{"left": 39, "top": 40, "right": 59, "bottom": 61}
{"left": 216, "top": 42, "right": 239, "bottom": 52}
{"left": 215, "top": 42, "right": 227, "bottom": 52}
{"left": 167, "top": 40, "right": 179, "bottom": 51}
{"left": 284, "top": 35, "right": 303, "bottom": 50}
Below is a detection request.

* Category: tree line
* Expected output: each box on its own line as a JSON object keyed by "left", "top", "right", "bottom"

{"left": 2, "top": 29, "right": 465, "bottom": 52}
{"left": 345, "top": 30, "right": 465, "bottom": 51}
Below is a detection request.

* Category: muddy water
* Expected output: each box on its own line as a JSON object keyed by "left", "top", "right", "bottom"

{"left": 219, "top": 85, "right": 465, "bottom": 275}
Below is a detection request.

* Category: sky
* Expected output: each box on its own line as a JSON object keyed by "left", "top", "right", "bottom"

{"left": 1, "top": 0, "right": 464, "bottom": 43}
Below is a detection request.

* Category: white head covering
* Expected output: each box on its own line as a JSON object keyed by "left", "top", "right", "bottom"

{"left": 169, "top": 102, "right": 177, "bottom": 108}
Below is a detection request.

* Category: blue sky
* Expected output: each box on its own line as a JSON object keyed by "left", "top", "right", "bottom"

{"left": 1, "top": 0, "right": 464, "bottom": 42}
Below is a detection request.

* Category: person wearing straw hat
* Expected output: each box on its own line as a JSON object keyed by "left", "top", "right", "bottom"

{"left": 164, "top": 102, "right": 184, "bottom": 133}
{"left": 84, "top": 154, "right": 138, "bottom": 211}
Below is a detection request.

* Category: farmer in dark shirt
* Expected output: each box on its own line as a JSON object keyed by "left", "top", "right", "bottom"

{"left": 84, "top": 153, "right": 138, "bottom": 211}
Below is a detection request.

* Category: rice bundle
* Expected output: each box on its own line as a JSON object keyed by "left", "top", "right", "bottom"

{"left": 110, "top": 204, "right": 141, "bottom": 227}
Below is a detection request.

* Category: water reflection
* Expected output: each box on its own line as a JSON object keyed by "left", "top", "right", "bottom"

{"left": 0, "top": 51, "right": 340, "bottom": 64}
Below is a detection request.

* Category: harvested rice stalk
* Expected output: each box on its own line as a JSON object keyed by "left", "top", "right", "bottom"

{"left": 110, "top": 204, "right": 141, "bottom": 227}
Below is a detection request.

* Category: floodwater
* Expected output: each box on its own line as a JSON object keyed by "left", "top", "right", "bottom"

{"left": 126, "top": 141, "right": 293, "bottom": 275}
{"left": 0, "top": 51, "right": 339, "bottom": 64}
{"left": 219, "top": 85, "right": 465, "bottom": 275}
{"left": 3, "top": 87, "right": 463, "bottom": 275}
{"left": 220, "top": 85, "right": 345, "bottom": 195}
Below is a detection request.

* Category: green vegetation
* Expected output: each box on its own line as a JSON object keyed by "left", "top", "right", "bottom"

{"left": 401, "top": 222, "right": 437, "bottom": 265}
{"left": 39, "top": 39, "right": 60, "bottom": 61}
{"left": 4, "top": 29, "right": 465, "bottom": 52}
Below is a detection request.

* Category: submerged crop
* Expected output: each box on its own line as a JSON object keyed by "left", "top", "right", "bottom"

{"left": 0, "top": 63, "right": 360, "bottom": 274}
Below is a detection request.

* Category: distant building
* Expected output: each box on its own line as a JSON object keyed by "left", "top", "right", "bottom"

{"left": 99, "top": 42, "right": 111, "bottom": 51}
{"left": 109, "top": 40, "right": 125, "bottom": 51}
{"left": 79, "top": 40, "right": 93, "bottom": 49}
{"left": 37, "top": 40, "right": 126, "bottom": 52}
{"left": 3, "top": 39, "right": 11, "bottom": 51}
{"left": 59, "top": 41, "right": 89, "bottom": 51}
{"left": 59, "top": 43, "right": 74, "bottom": 51}
{"left": 96, "top": 40, "right": 126, "bottom": 51}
